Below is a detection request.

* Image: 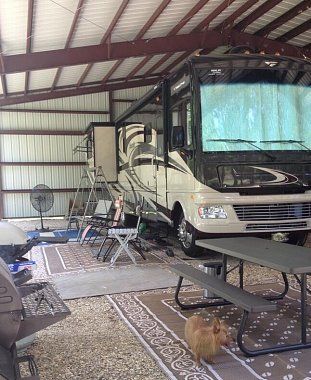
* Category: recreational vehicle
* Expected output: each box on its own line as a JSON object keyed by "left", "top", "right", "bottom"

{"left": 83, "top": 54, "right": 311, "bottom": 256}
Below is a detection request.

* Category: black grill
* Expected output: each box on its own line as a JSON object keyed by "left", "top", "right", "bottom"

{"left": 245, "top": 221, "right": 308, "bottom": 231}
{"left": 233, "top": 203, "right": 311, "bottom": 221}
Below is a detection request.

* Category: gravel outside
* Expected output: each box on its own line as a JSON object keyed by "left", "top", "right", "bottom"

{"left": 8, "top": 218, "right": 311, "bottom": 380}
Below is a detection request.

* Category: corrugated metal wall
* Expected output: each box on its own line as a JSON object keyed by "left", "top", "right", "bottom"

{"left": 114, "top": 85, "right": 153, "bottom": 119}
{"left": 0, "top": 92, "right": 109, "bottom": 218}
{"left": 0, "top": 87, "right": 150, "bottom": 218}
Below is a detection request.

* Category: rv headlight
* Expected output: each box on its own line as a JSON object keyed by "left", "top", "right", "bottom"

{"left": 198, "top": 205, "right": 227, "bottom": 219}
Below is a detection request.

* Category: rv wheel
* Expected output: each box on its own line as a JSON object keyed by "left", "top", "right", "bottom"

{"left": 287, "top": 231, "right": 309, "bottom": 246}
{"left": 177, "top": 213, "right": 203, "bottom": 257}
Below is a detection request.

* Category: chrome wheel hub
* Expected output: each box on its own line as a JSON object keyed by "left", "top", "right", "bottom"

{"left": 178, "top": 218, "right": 192, "bottom": 248}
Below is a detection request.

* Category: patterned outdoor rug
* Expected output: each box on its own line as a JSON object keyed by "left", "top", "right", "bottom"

{"left": 108, "top": 283, "right": 311, "bottom": 380}
{"left": 40, "top": 242, "right": 165, "bottom": 276}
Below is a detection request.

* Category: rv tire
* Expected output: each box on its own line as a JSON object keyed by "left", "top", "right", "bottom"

{"left": 177, "top": 213, "right": 203, "bottom": 257}
{"left": 287, "top": 231, "right": 309, "bottom": 246}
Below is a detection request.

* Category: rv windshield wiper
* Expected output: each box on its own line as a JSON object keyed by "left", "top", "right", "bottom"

{"left": 206, "top": 139, "right": 276, "bottom": 160}
{"left": 260, "top": 140, "right": 311, "bottom": 152}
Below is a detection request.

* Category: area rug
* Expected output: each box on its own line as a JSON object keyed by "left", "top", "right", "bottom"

{"left": 108, "top": 283, "right": 311, "bottom": 380}
{"left": 41, "top": 242, "right": 165, "bottom": 276}
{"left": 27, "top": 228, "right": 89, "bottom": 243}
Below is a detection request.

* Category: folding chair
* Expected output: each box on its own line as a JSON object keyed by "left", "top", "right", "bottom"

{"left": 95, "top": 201, "right": 124, "bottom": 258}
{"left": 80, "top": 199, "right": 113, "bottom": 245}
{"left": 98, "top": 204, "right": 146, "bottom": 265}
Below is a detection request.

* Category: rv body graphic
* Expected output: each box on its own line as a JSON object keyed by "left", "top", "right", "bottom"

{"left": 85, "top": 54, "right": 311, "bottom": 256}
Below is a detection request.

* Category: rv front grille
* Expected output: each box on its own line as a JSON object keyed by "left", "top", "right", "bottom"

{"left": 245, "top": 221, "right": 308, "bottom": 231}
{"left": 233, "top": 203, "right": 311, "bottom": 221}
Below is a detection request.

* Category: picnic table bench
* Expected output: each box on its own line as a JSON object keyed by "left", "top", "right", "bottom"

{"left": 170, "top": 237, "right": 311, "bottom": 357}
{"left": 170, "top": 263, "right": 276, "bottom": 313}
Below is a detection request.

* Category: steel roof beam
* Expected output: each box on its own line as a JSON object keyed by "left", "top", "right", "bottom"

{"left": 77, "top": 0, "right": 129, "bottom": 87}
{"left": 24, "top": 0, "right": 34, "bottom": 94}
{"left": 256, "top": 0, "right": 311, "bottom": 37}
{"left": 276, "top": 19, "right": 311, "bottom": 43}
{"left": 1, "top": 30, "right": 309, "bottom": 75}
{"left": 235, "top": 0, "right": 283, "bottom": 32}
{"left": 0, "top": 77, "right": 160, "bottom": 106}
{"left": 51, "top": 0, "right": 85, "bottom": 91}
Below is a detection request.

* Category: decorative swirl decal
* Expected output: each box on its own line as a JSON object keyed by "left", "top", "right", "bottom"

{"left": 252, "top": 166, "right": 299, "bottom": 185}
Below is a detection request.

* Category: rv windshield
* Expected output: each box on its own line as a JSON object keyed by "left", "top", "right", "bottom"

{"left": 200, "top": 82, "right": 311, "bottom": 153}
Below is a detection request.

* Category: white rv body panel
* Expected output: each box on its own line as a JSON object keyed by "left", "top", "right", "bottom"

{"left": 113, "top": 121, "right": 311, "bottom": 235}
{"left": 80, "top": 55, "right": 311, "bottom": 255}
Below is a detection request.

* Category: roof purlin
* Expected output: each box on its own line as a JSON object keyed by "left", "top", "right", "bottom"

{"left": 277, "top": 19, "right": 311, "bottom": 43}
{"left": 103, "top": 0, "right": 173, "bottom": 85}
{"left": 24, "top": 0, "right": 34, "bottom": 94}
{"left": 0, "top": 77, "right": 160, "bottom": 106}
{"left": 4, "top": 72, "right": 162, "bottom": 97}
{"left": 235, "top": 0, "right": 283, "bottom": 32}
{"left": 126, "top": 0, "right": 210, "bottom": 80}
{"left": 256, "top": 0, "right": 311, "bottom": 37}
{"left": 215, "top": 0, "right": 260, "bottom": 32}
{"left": 77, "top": 0, "right": 130, "bottom": 87}
{"left": 193, "top": 0, "right": 236, "bottom": 32}
{"left": 145, "top": 0, "right": 241, "bottom": 76}
{"left": 51, "top": 0, "right": 86, "bottom": 91}
{"left": 0, "top": 15, "right": 7, "bottom": 97}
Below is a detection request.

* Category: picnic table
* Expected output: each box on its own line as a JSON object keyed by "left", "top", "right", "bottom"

{"left": 170, "top": 237, "right": 311, "bottom": 356}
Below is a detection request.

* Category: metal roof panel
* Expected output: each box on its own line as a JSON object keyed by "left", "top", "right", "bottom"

{"left": 209, "top": 0, "right": 254, "bottom": 30}
{"left": 84, "top": 61, "right": 118, "bottom": 83}
{"left": 32, "top": 0, "right": 80, "bottom": 52}
{"left": 143, "top": 0, "right": 198, "bottom": 39}
{"left": 179, "top": 0, "right": 225, "bottom": 33}
{"left": 111, "top": 0, "right": 166, "bottom": 43}
{"left": 110, "top": 57, "right": 145, "bottom": 79}
{"left": 29, "top": 68, "right": 59, "bottom": 90}
{"left": 244, "top": 0, "right": 304, "bottom": 34}
{"left": 70, "top": 0, "right": 125, "bottom": 48}
{"left": 232, "top": 0, "right": 266, "bottom": 27}
{"left": 155, "top": 51, "right": 189, "bottom": 73}
{"left": 136, "top": 54, "right": 166, "bottom": 75}
{"left": 57, "top": 64, "right": 89, "bottom": 86}
{"left": 0, "top": 0, "right": 28, "bottom": 55}
{"left": 268, "top": 10, "right": 311, "bottom": 42}
{"left": 6, "top": 72, "right": 26, "bottom": 93}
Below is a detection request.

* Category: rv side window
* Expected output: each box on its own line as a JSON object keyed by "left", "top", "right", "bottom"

{"left": 169, "top": 71, "right": 191, "bottom": 150}
{"left": 144, "top": 123, "right": 152, "bottom": 143}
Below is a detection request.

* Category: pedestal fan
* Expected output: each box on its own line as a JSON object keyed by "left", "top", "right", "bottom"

{"left": 30, "top": 184, "right": 54, "bottom": 231}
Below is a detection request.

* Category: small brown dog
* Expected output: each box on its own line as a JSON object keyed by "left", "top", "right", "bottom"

{"left": 185, "top": 315, "right": 233, "bottom": 365}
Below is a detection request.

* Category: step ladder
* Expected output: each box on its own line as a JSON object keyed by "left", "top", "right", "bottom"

{"left": 67, "top": 166, "right": 114, "bottom": 241}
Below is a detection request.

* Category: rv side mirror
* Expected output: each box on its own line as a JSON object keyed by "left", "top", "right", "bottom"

{"left": 171, "top": 125, "right": 185, "bottom": 149}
